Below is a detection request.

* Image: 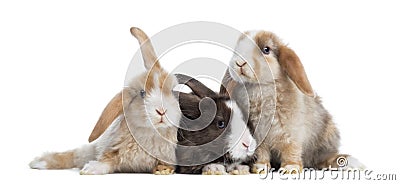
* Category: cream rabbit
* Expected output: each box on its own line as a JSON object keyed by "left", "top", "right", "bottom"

{"left": 221, "top": 30, "right": 364, "bottom": 173}
{"left": 29, "top": 27, "right": 181, "bottom": 175}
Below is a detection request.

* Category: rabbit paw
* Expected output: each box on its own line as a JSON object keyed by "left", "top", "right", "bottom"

{"left": 153, "top": 165, "right": 174, "bottom": 175}
{"left": 338, "top": 156, "right": 366, "bottom": 170}
{"left": 202, "top": 163, "right": 227, "bottom": 175}
{"left": 29, "top": 157, "right": 48, "bottom": 169}
{"left": 227, "top": 164, "right": 250, "bottom": 175}
{"left": 80, "top": 161, "right": 110, "bottom": 175}
{"left": 280, "top": 164, "right": 303, "bottom": 174}
{"left": 251, "top": 162, "right": 271, "bottom": 174}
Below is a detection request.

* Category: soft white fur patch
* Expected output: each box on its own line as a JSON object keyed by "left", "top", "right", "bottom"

{"left": 146, "top": 88, "right": 180, "bottom": 128}
{"left": 29, "top": 159, "right": 47, "bottom": 169}
{"left": 230, "top": 30, "right": 277, "bottom": 83}
{"left": 225, "top": 100, "right": 256, "bottom": 160}
{"left": 202, "top": 163, "right": 227, "bottom": 175}
{"left": 73, "top": 144, "right": 96, "bottom": 168}
{"left": 343, "top": 156, "right": 366, "bottom": 170}
{"left": 80, "top": 161, "right": 111, "bottom": 175}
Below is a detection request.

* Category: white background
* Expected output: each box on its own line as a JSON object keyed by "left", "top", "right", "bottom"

{"left": 0, "top": 0, "right": 399, "bottom": 184}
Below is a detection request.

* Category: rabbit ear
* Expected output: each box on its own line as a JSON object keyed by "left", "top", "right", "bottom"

{"left": 278, "top": 45, "right": 314, "bottom": 97}
{"left": 88, "top": 88, "right": 138, "bottom": 142}
{"left": 88, "top": 91, "right": 123, "bottom": 142}
{"left": 130, "top": 27, "right": 161, "bottom": 71}
{"left": 175, "top": 74, "right": 216, "bottom": 98}
{"left": 175, "top": 91, "right": 202, "bottom": 118}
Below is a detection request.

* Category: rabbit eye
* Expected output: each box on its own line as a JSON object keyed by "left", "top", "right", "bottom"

{"left": 216, "top": 121, "right": 226, "bottom": 129}
{"left": 262, "top": 47, "right": 270, "bottom": 55}
{"left": 140, "top": 89, "right": 146, "bottom": 98}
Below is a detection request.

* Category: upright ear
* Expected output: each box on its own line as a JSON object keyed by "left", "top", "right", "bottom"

{"left": 175, "top": 74, "right": 216, "bottom": 98}
{"left": 175, "top": 91, "right": 202, "bottom": 119}
{"left": 278, "top": 45, "right": 314, "bottom": 97}
{"left": 130, "top": 27, "right": 161, "bottom": 71}
{"left": 88, "top": 91, "right": 123, "bottom": 142}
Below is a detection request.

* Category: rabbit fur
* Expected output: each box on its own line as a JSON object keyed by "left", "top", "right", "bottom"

{"left": 220, "top": 30, "right": 365, "bottom": 172}
{"left": 174, "top": 74, "right": 256, "bottom": 175}
{"left": 29, "top": 27, "right": 181, "bottom": 175}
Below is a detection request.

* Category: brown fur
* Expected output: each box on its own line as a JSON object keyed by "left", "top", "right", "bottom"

{"left": 44, "top": 152, "right": 75, "bottom": 169}
{"left": 175, "top": 74, "right": 255, "bottom": 174}
{"left": 278, "top": 45, "right": 314, "bottom": 96}
{"left": 221, "top": 30, "right": 356, "bottom": 171}
{"left": 89, "top": 92, "right": 123, "bottom": 142}
{"left": 30, "top": 27, "right": 181, "bottom": 175}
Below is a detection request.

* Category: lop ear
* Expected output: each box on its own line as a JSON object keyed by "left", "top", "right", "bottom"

{"left": 130, "top": 27, "right": 161, "bottom": 71}
{"left": 278, "top": 45, "right": 314, "bottom": 97}
{"left": 88, "top": 91, "right": 123, "bottom": 142}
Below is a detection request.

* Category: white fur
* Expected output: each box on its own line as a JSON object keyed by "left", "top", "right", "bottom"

{"left": 72, "top": 144, "right": 96, "bottom": 168}
{"left": 226, "top": 163, "right": 250, "bottom": 175}
{"left": 230, "top": 31, "right": 278, "bottom": 83}
{"left": 342, "top": 156, "right": 366, "bottom": 170}
{"left": 80, "top": 161, "right": 111, "bottom": 175}
{"left": 29, "top": 27, "right": 181, "bottom": 174}
{"left": 29, "top": 142, "right": 97, "bottom": 170}
{"left": 93, "top": 115, "right": 123, "bottom": 156}
{"left": 230, "top": 32, "right": 259, "bottom": 81}
{"left": 202, "top": 163, "right": 227, "bottom": 175}
{"left": 225, "top": 100, "right": 256, "bottom": 160}
{"left": 145, "top": 88, "right": 181, "bottom": 128}
{"left": 29, "top": 159, "right": 47, "bottom": 169}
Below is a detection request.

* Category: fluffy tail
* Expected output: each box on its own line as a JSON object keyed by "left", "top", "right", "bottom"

{"left": 29, "top": 143, "right": 96, "bottom": 169}
{"left": 318, "top": 154, "right": 366, "bottom": 170}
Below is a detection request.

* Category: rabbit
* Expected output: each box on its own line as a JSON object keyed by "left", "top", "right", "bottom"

{"left": 174, "top": 74, "right": 257, "bottom": 175}
{"left": 86, "top": 72, "right": 258, "bottom": 175}
{"left": 29, "top": 27, "right": 181, "bottom": 175}
{"left": 220, "top": 30, "right": 365, "bottom": 173}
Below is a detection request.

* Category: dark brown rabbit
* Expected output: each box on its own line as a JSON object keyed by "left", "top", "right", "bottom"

{"left": 175, "top": 74, "right": 256, "bottom": 175}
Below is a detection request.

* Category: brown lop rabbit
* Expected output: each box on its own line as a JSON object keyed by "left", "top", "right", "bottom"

{"left": 220, "top": 30, "right": 365, "bottom": 173}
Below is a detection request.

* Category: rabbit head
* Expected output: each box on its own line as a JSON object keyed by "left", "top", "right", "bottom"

{"left": 228, "top": 31, "right": 314, "bottom": 97}
{"left": 124, "top": 27, "right": 181, "bottom": 130}
{"left": 175, "top": 74, "right": 256, "bottom": 162}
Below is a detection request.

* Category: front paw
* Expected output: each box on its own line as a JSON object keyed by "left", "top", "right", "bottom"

{"left": 251, "top": 162, "right": 271, "bottom": 174}
{"left": 202, "top": 163, "right": 227, "bottom": 175}
{"left": 80, "top": 161, "right": 111, "bottom": 175}
{"left": 337, "top": 156, "right": 366, "bottom": 170}
{"left": 280, "top": 163, "right": 303, "bottom": 174}
{"left": 227, "top": 164, "right": 250, "bottom": 175}
{"left": 153, "top": 165, "right": 174, "bottom": 175}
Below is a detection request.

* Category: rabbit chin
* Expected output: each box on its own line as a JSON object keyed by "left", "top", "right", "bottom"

{"left": 225, "top": 100, "right": 257, "bottom": 161}
{"left": 228, "top": 65, "right": 256, "bottom": 84}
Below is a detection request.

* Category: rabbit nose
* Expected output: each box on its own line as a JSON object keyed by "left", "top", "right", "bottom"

{"left": 156, "top": 109, "right": 166, "bottom": 116}
{"left": 242, "top": 142, "right": 249, "bottom": 149}
{"left": 236, "top": 61, "right": 247, "bottom": 67}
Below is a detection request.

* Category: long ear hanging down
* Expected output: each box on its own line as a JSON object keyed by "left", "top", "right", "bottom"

{"left": 278, "top": 45, "right": 315, "bottom": 97}
{"left": 88, "top": 91, "right": 123, "bottom": 142}
{"left": 130, "top": 27, "right": 161, "bottom": 70}
{"left": 175, "top": 74, "right": 216, "bottom": 98}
